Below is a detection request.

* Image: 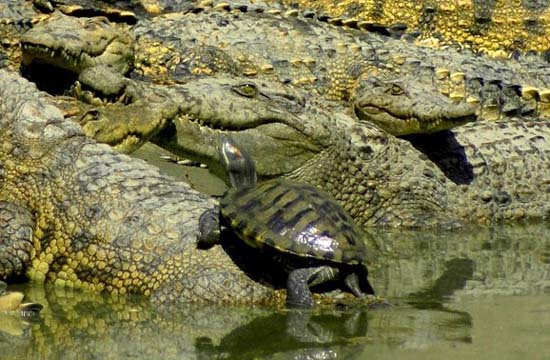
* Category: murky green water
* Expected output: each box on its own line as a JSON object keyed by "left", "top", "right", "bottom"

{"left": 3, "top": 221, "right": 549, "bottom": 360}
{"left": 2, "top": 144, "right": 550, "bottom": 359}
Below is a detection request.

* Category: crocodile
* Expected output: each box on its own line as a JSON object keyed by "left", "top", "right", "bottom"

{"left": 20, "top": 12, "right": 134, "bottom": 77}
{"left": 19, "top": 3, "right": 550, "bottom": 135}
{"left": 129, "top": 2, "right": 550, "bottom": 98}
{"left": 0, "top": 69, "right": 387, "bottom": 307}
{"left": 31, "top": 0, "right": 138, "bottom": 23}
{"left": 354, "top": 73, "right": 550, "bottom": 135}
{"left": 270, "top": 0, "right": 550, "bottom": 59}
{"left": 66, "top": 69, "right": 550, "bottom": 228}
{"left": 0, "top": 0, "right": 136, "bottom": 73}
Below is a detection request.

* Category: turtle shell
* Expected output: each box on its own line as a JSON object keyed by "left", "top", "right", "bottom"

{"left": 220, "top": 178, "right": 371, "bottom": 265}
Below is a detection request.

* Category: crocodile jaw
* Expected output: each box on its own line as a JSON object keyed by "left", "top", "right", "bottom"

{"left": 20, "top": 13, "right": 134, "bottom": 75}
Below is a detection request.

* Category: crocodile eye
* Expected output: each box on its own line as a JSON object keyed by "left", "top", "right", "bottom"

{"left": 84, "top": 22, "right": 98, "bottom": 31}
{"left": 85, "top": 17, "right": 110, "bottom": 30}
{"left": 78, "top": 109, "right": 100, "bottom": 126}
{"left": 390, "top": 84, "right": 404, "bottom": 95}
{"left": 232, "top": 82, "right": 258, "bottom": 98}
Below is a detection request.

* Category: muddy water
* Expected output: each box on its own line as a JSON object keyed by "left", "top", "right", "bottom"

{"left": 1, "top": 144, "right": 549, "bottom": 359}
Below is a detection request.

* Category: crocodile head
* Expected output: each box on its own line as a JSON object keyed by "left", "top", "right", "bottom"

{"left": 20, "top": 12, "right": 134, "bottom": 76}
{"left": 156, "top": 77, "right": 330, "bottom": 178}
{"left": 353, "top": 75, "right": 478, "bottom": 135}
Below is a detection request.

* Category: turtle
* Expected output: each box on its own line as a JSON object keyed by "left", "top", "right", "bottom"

{"left": 0, "top": 281, "right": 42, "bottom": 316}
{"left": 198, "top": 135, "right": 379, "bottom": 308}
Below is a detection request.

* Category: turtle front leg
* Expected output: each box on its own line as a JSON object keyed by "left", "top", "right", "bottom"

{"left": 286, "top": 266, "right": 333, "bottom": 308}
{"left": 197, "top": 207, "right": 221, "bottom": 249}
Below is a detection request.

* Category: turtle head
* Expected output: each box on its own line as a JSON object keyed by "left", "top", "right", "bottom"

{"left": 219, "top": 134, "right": 257, "bottom": 189}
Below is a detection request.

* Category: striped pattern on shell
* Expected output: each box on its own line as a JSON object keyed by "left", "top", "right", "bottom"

{"left": 220, "top": 178, "right": 369, "bottom": 264}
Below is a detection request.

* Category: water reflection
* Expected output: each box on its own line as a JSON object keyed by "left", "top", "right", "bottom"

{"left": 369, "top": 222, "right": 550, "bottom": 299}
{"left": 2, "top": 223, "right": 550, "bottom": 359}
{"left": 0, "top": 284, "right": 472, "bottom": 360}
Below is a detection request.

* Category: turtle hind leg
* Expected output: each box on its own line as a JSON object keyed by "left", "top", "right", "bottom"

{"left": 344, "top": 272, "right": 364, "bottom": 298}
{"left": 197, "top": 207, "right": 221, "bottom": 249}
{"left": 344, "top": 267, "right": 375, "bottom": 298}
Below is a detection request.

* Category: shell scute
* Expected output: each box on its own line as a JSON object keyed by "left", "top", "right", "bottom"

{"left": 221, "top": 178, "right": 369, "bottom": 264}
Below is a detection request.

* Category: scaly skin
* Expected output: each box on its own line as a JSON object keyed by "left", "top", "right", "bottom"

{"left": 272, "top": 0, "right": 550, "bottom": 58}
{"left": 2, "top": 69, "right": 382, "bottom": 306}
{"left": 20, "top": 12, "right": 134, "bottom": 75}
{"left": 31, "top": 0, "right": 138, "bottom": 23}
{"left": 0, "top": 0, "right": 134, "bottom": 73}
{"left": 131, "top": 6, "right": 372, "bottom": 103}
{"left": 70, "top": 72, "right": 550, "bottom": 227}
{"left": 21, "top": 3, "right": 550, "bottom": 135}
{"left": 0, "top": 0, "right": 49, "bottom": 71}
{"left": 354, "top": 73, "right": 550, "bottom": 135}
{"left": 131, "top": 2, "right": 550, "bottom": 96}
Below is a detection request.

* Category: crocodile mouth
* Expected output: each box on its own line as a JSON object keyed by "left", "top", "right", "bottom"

{"left": 20, "top": 37, "right": 129, "bottom": 76}
{"left": 21, "top": 43, "right": 92, "bottom": 71}
{"left": 20, "top": 43, "right": 97, "bottom": 95}
{"left": 354, "top": 99, "right": 476, "bottom": 135}
{"left": 354, "top": 99, "right": 412, "bottom": 121}
{"left": 160, "top": 113, "right": 322, "bottom": 177}
{"left": 356, "top": 104, "right": 384, "bottom": 115}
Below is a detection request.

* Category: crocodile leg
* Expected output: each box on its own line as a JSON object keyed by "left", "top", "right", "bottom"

{"left": 0, "top": 202, "right": 34, "bottom": 280}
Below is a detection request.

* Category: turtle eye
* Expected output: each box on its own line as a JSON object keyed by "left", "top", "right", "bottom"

{"left": 232, "top": 82, "right": 258, "bottom": 98}
{"left": 389, "top": 84, "right": 404, "bottom": 96}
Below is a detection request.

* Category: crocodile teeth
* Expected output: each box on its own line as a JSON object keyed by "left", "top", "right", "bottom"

{"left": 178, "top": 159, "right": 195, "bottom": 166}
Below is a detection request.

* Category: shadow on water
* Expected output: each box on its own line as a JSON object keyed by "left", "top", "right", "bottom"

{"left": 2, "top": 222, "right": 550, "bottom": 359}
